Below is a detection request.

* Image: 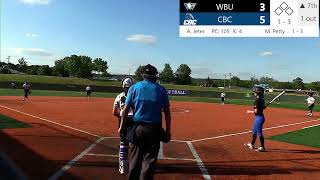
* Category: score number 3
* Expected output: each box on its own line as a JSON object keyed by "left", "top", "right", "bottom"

{"left": 260, "top": 3, "right": 266, "bottom": 11}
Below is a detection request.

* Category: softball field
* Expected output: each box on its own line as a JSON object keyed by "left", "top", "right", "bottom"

{"left": 0, "top": 96, "right": 319, "bottom": 180}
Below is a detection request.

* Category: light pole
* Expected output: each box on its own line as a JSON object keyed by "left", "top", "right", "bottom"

{"left": 229, "top": 73, "right": 232, "bottom": 89}
{"left": 6, "top": 56, "right": 11, "bottom": 74}
{"left": 224, "top": 74, "right": 226, "bottom": 88}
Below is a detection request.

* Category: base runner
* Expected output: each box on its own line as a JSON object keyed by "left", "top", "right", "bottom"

{"left": 306, "top": 93, "right": 315, "bottom": 117}
{"left": 112, "top": 77, "right": 134, "bottom": 174}
{"left": 244, "top": 86, "right": 266, "bottom": 152}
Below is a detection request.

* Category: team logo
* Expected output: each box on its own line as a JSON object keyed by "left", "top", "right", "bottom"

{"left": 183, "top": 13, "right": 197, "bottom": 25}
{"left": 184, "top": 2, "right": 197, "bottom": 10}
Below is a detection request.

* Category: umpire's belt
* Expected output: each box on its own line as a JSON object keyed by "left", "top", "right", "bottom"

{"left": 126, "top": 121, "right": 167, "bottom": 144}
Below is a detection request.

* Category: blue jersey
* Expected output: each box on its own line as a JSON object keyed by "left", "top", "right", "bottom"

{"left": 125, "top": 80, "right": 169, "bottom": 124}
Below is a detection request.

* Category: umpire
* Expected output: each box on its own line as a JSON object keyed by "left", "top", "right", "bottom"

{"left": 118, "top": 64, "right": 171, "bottom": 180}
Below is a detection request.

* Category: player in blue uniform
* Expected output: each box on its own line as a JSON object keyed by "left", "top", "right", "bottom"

{"left": 244, "top": 86, "right": 266, "bottom": 152}
{"left": 112, "top": 77, "right": 134, "bottom": 174}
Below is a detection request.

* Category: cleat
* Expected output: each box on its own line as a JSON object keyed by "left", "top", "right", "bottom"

{"left": 255, "top": 147, "right": 266, "bottom": 152}
{"left": 119, "top": 161, "right": 127, "bottom": 174}
{"left": 119, "top": 159, "right": 128, "bottom": 175}
{"left": 244, "top": 143, "right": 254, "bottom": 149}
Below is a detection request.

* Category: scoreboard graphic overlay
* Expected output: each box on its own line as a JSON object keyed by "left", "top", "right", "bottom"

{"left": 180, "top": 0, "right": 319, "bottom": 37}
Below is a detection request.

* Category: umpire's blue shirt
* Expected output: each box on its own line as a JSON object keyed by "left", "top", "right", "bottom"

{"left": 125, "top": 80, "right": 169, "bottom": 124}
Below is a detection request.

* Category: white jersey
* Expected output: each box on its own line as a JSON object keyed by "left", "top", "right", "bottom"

{"left": 221, "top": 93, "right": 226, "bottom": 98}
{"left": 86, "top": 86, "right": 91, "bottom": 91}
{"left": 23, "top": 83, "right": 30, "bottom": 90}
{"left": 307, "top": 97, "right": 315, "bottom": 105}
{"left": 114, "top": 92, "right": 133, "bottom": 117}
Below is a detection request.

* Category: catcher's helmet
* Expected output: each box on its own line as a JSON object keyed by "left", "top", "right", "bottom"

{"left": 122, "top": 77, "right": 134, "bottom": 88}
{"left": 253, "top": 86, "right": 264, "bottom": 95}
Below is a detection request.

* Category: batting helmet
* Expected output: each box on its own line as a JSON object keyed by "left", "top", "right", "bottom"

{"left": 122, "top": 77, "right": 134, "bottom": 88}
{"left": 253, "top": 86, "right": 264, "bottom": 95}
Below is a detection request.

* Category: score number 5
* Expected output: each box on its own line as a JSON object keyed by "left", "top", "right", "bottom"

{"left": 260, "top": 16, "right": 266, "bottom": 24}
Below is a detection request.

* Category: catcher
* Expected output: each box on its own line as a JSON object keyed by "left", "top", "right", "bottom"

{"left": 112, "top": 77, "right": 134, "bottom": 174}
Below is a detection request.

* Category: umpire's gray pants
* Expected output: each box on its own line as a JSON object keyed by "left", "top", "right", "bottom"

{"left": 128, "top": 125, "right": 160, "bottom": 180}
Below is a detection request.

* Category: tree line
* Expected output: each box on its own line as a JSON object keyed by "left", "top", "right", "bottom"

{"left": 1, "top": 57, "right": 319, "bottom": 92}
{"left": 134, "top": 63, "right": 192, "bottom": 85}
{"left": 0, "top": 55, "right": 108, "bottom": 78}
{"left": 200, "top": 75, "right": 320, "bottom": 92}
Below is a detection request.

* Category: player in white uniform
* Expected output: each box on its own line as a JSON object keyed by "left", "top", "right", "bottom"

{"left": 112, "top": 77, "right": 134, "bottom": 174}
{"left": 221, "top": 92, "right": 226, "bottom": 105}
{"left": 22, "top": 81, "right": 31, "bottom": 101}
{"left": 85, "top": 85, "right": 92, "bottom": 100}
{"left": 306, "top": 93, "right": 315, "bottom": 116}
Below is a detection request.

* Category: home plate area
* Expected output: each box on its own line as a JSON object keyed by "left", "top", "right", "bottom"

{"left": 59, "top": 137, "right": 203, "bottom": 179}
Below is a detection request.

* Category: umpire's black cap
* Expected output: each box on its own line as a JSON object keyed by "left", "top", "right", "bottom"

{"left": 143, "top": 64, "right": 158, "bottom": 76}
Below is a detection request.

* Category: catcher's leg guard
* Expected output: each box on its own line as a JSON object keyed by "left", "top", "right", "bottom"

{"left": 119, "top": 136, "right": 129, "bottom": 174}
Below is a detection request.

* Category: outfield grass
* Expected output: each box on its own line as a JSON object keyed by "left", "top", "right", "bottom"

{"left": 170, "top": 96, "right": 320, "bottom": 111}
{"left": 0, "top": 114, "right": 32, "bottom": 129}
{"left": 0, "top": 89, "right": 117, "bottom": 98}
{"left": 0, "top": 74, "right": 121, "bottom": 87}
{"left": 269, "top": 126, "right": 320, "bottom": 148}
{"left": 0, "top": 74, "right": 247, "bottom": 92}
{"left": 2, "top": 75, "right": 315, "bottom": 96}
{"left": 1, "top": 88, "right": 318, "bottom": 112}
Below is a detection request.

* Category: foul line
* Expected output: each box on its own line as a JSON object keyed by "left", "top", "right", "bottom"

{"left": 303, "top": 124, "right": 320, "bottom": 129}
{"left": 100, "top": 137, "right": 188, "bottom": 143}
{"left": 187, "top": 142, "right": 211, "bottom": 180}
{"left": 0, "top": 105, "right": 101, "bottom": 138}
{"left": 85, "top": 153, "right": 118, "bottom": 158}
{"left": 48, "top": 137, "right": 105, "bottom": 180}
{"left": 191, "top": 119, "right": 320, "bottom": 143}
{"left": 85, "top": 153, "right": 197, "bottom": 162}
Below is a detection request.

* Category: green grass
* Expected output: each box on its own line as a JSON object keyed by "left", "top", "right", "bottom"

{"left": 269, "top": 125, "right": 320, "bottom": 148}
{"left": 0, "top": 114, "right": 32, "bottom": 129}
{"left": 0, "top": 74, "right": 247, "bottom": 92}
{"left": 170, "top": 96, "right": 320, "bottom": 111}
{"left": 163, "top": 84, "right": 250, "bottom": 92}
{"left": 0, "top": 74, "right": 121, "bottom": 86}
{"left": 2, "top": 74, "right": 314, "bottom": 96}
{"left": 0, "top": 89, "right": 117, "bottom": 98}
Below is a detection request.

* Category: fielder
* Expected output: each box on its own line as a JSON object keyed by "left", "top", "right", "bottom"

{"left": 22, "top": 81, "right": 31, "bottom": 101}
{"left": 85, "top": 85, "right": 92, "bottom": 100}
{"left": 244, "top": 86, "right": 266, "bottom": 152}
{"left": 112, "top": 77, "right": 134, "bottom": 174}
{"left": 306, "top": 93, "right": 315, "bottom": 117}
{"left": 221, "top": 91, "right": 226, "bottom": 105}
